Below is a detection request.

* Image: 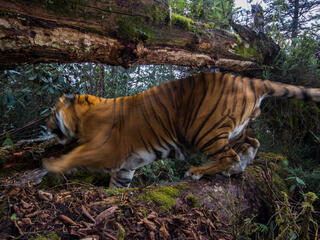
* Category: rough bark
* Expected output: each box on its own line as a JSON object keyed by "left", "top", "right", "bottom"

{"left": 0, "top": 0, "right": 278, "bottom": 72}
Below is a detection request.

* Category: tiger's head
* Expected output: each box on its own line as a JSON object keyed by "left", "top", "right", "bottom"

{"left": 47, "top": 94, "right": 78, "bottom": 145}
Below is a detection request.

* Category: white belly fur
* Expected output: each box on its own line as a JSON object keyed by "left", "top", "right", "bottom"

{"left": 228, "top": 120, "right": 249, "bottom": 141}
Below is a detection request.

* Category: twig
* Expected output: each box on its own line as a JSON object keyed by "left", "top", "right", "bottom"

{"left": 81, "top": 205, "right": 96, "bottom": 223}
{"left": 0, "top": 116, "right": 48, "bottom": 139}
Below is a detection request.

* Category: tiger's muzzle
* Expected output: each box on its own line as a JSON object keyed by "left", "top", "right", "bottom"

{"left": 47, "top": 113, "right": 73, "bottom": 145}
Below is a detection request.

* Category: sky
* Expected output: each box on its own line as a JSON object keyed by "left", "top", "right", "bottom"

{"left": 234, "top": 0, "right": 266, "bottom": 10}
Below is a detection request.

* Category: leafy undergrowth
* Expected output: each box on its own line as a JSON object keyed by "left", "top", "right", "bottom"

{"left": 0, "top": 183, "right": 233, "bottom": 240}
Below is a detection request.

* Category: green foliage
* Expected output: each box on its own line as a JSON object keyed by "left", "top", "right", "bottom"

{"left": 285, "top": 168, "right": 320, "bottom": 196}
{"left": 132, "top": 153, "right": 209, "bottom": 187}
{"left": 254, "top": 34, "right": 320, "bottom": 199}
{"left": 169, "top": 0, "right": 234, "bottom": 29}
{"left": 274, "top": 192, "right": 300, "bottom": 240}
{"left": 262, "top": 0, "right": 320, "bottom": 39}
{"left": 0, "top": 64, "right": 194, "bottom": 144}
{"left": 10, "top": 213, "right": 19, "bottom": 221}
{"left": 271, "top": 191, "right": 318, "bottom": 240}
{"left": 276, "top": 34, "right": 320, "bottom": 86}
{"left": 2, "top": 133, "right": 13, "bottom": 146}
{"left": 45, "top": 0, "right": 88, "bottom": 18}
{"left": 0, "top": 63, "right": 76, "bottom": 142}
{"left": 143, "top": 5, "right": 168, "bottom": 24}
{"left": 116, "top": 16, "right": 154, "bottom": 42}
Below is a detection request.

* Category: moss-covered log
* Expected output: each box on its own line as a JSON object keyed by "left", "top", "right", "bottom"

{"left": 0, "top": 0, "right": 276, "bottom": 72}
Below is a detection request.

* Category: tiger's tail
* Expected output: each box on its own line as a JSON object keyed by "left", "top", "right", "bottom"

{"left": 262, "top": 80, "right": 320, "bottom": 102}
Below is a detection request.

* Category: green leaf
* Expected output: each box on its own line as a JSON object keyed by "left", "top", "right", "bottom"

{"left": 28, "top": 75, "right": 37, "bottom": 81}
{"left": 295, "top": 177, "right": 305, "bottom": 186}
{"left": 2, "top": 137, "right": 13, "bottom": 146}
{"left": 40, "top": 108, "right": 50, "bottom": 116}
{"left": 289, "top": 184, "right": 296, "bottom": 192}
{"left": 10, "top": 213, "right": 19, "bottom": 221}
{"left": 48, "top": 87, "right": 54, "bottom": 94}
{"left": 258, "top": 223, "right": 268, "bottom": 233}
{"left": 7, "top": 93, "right": 15, "bottom": 108}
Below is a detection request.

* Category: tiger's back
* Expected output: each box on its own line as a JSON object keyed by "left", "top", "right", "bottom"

{"left": 44, "top": 72, "right": 320, "bottom": 187}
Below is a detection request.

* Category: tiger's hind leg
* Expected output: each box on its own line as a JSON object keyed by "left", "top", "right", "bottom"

{"left": 109, "top": 169, "right": 135, "bottom": 188}
{"left": 185, "top": 141, "right": 240, "bottom": 180}
{"left": 223, "top": 128, "right": 260, "bottom": 175}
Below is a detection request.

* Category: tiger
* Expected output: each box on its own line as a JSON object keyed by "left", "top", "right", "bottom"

{"left": 43, "top": 72, "right": 320, "bottom": 188}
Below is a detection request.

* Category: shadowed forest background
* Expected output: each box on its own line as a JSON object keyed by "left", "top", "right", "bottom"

{"left": 0, "top": 0, "right": 320, "bottom": 239}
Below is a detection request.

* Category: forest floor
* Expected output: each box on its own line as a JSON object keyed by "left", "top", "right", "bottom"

{"left": 0, "top": 176, "right": 235, "bottom": 240}
{"left": 0, "top": 139, "right": 285, "bottom": 240}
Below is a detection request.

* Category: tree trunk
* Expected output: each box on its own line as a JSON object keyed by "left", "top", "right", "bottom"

{"left": 291, "top": 0, "right": 300, "bottom": 38}
{"left": 0, "top": 0, "right": 278, "bottom": 73}
{"left": 99, "top": 64, "right": 105, "bottom": 97}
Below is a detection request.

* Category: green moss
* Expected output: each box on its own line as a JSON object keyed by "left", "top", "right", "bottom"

{"left": 141, "top": 185, "right": 180, "bottom": 212}
{"left": 116, "top": 16, "right": 155, "bottom": 42}
{"left": 30, "top": 232, "right": 60, "bottom": 240}
{"left": 45, "top": 0, "right": 88, "bottom": 17}
{"left": 303, "top": 192, "right": 318, "bottom": 203}
{"left": 158, "top": 186, "right": 180, "bottom": 196}
{"left": 118, "top": 226, "right": 125, "bottom": 240}
{"left": 171, "top": 13, "right": 193, "bottom": 30}
{"left": 273, "top": 173, "right": 288, "bottom": 193}
{"left": 186, "top": 194, "right": 201, "bottom": 208}
{"left": 143, "top": 5, "right": 168, "bottom": 24}
{"left": 234, "top": 41, "right": 262, "bottom": 61}
{"left": 259, "top": 152, "right": 287, "bottom": 162}
{"left": 84, "top": 46, "right": 91, "bottom": 53}
{"left": 104, "top": 187, "right": 137, "bottom": 197}
{"left": 38, "top": 173, "right": 64, "bottom": 189}
{"left": 245, "top": 154, "right": 289, "bottom": 209}
{"left": 176, "top": 183, "right": 189, "bottom": 190}
{"left": 38, "top": 170, "right": 111, "bottom": 189}
{"left": 203, "top": 22, "right": 215, "bottom": 29}
{"left": 148, "top": 191, "right": 175, "bottom": 212}
{"left": 234, "top": 33, "right": 242, "bottom": 44}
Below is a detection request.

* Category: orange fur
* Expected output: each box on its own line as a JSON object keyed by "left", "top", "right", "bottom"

{"left": 44, "top": 72, "right": 320, "bottom": 186}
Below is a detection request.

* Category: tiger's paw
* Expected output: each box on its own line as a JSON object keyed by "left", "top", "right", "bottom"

{"left": 43, "top": 157, "right": 65, "bottom": 173}
{"left": 185, "top": 167, "right": 203, "bottom": 180}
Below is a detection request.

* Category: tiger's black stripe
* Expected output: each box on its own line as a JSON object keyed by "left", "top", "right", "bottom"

{"left": 187, "top": 76, "right": 209, "bottom": 132}
{"left": 200, "top": 132, "right": 229, "bottom": 152}
{"left": 190, "top": 73, "right": 227, "bottom": 145}
{"left": 249, "top": 78, "right": 257, "bottom": 112}
{"left": 194, "top": 114, "right": 230, "bottom": 147}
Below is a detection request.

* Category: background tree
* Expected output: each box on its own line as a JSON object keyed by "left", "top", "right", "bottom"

{"left": 262, "top": 0, "right": 320, "bottom": 39}
{"left": 170, "top": 0, "right": 235, "bottom": 29}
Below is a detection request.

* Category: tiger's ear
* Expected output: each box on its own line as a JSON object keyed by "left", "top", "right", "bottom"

{"left": 62, "top": 94, "right": 75, "bottom": 106}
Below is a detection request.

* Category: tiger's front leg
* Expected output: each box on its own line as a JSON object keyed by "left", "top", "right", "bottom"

{"left": 43, "top": 143, "right": 109, "bottom": 173}
{"left": 43, "top": 145, "right": 88, "bottom": 173}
